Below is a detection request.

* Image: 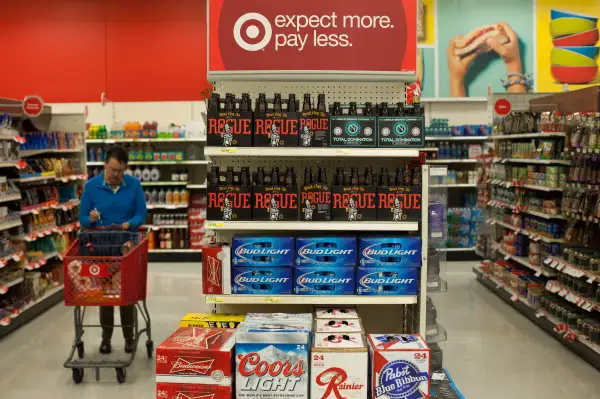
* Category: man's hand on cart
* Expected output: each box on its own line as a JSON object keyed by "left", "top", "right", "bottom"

{"left": 90, "top": 209, "right": 101, "bottom": 223}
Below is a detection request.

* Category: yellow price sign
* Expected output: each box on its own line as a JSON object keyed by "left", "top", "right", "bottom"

{"left": 220, "top": 148, "right": 238, "bottom": 153}
{"left": 336, "top": 149, "right": 352, "bottom": 155}
{"left": 264, "top": 297, "right": 281, "bottom": 303}
{"left": 207, "top": 296, "right": 224, "bottom": 303}
{"left": 206, "top": 222, "right": 224, "bottom": 228}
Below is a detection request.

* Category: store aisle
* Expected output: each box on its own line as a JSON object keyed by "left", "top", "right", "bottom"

{"left": 0, "top": 262, "right": 599, "bottom": 398}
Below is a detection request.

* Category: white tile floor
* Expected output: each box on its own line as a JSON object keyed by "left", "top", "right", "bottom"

{"left": 0, "top": 262, "right": 598, "bottom": 398}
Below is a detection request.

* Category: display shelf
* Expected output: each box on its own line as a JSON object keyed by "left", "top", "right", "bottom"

{"left": 421, "top": 97, "right": 488, "bottom": 103}
{"left": 425, "top": 159, "right": 477, "bottom": 164}
{"left": 11, "top": 174, "right": 57, "bottom": 183}
{"left": 0, "top": 193, "right": 21, "bottom": 204}
{"left": 87, "top": 160, "right": 209, "bottom": 166}
{"left": 149, "top": 249, "right": 201, "bottom": 253}
{"left": 427, "top": 277, "right": 448, "bottom": 293}
{"left": 475, "top": 266, "right": 600, "bottom": 370}
{"left": 142, "top": 224, "right": 189, "bottom": 230}
{"left": 205, "top": 220, "right": 419, "bottom": 232}
{"left": 543, "top": 256, "right": 599, "bottom": 282}
{"left": 487, "top": 200, "right": 567, "bottom": 220}
{"left": 187, "top": 183, "right": 207, "bottom": 189}
{"left": 545, "top": 280, "right": 599, "bottom": 312}
{"left": 141, "top": 181, "right": 189, "bottom": 187}
{"left": 0, "top": 286, "right": 64, "bottom": 338}
{"left": 490, "top": 132, "right": 567, "bottom": 140}
{"left": 437, "top": 247, "right": 476, "bottom": 252}
{"left": 490, "top": 179, "right": 564, "bottom": 192}
{"left": 146, "top": 204, "right": 188, "bottom": 210}
{"left": 425, "top": 136, "right": 488, "bottom": 141}
{"left": 205, "top": 147, "right": 420, "bottom": 158}
{"left": 25, "top": 252, "right": 59, "bottom": 270}
{"left": 0, "top": 219, "right": 22, "bottom": 232}
{"left": 487, "top": 218, "right": 565, "bottom": 244}
{"left": 205, "top": 294, "right": 418, "bottom": 305}
{"left": 501, "top": 158, "right": 570, "bottom": 165}
{"left": 18, "top": 148, "right": 84, "bottom": 157}
{"left": 0, "top": 277, "right": 24, "bottom": 294}
{"left": 0, "top": 161, "right": 18, "bottom": 168}
{"left": 494, "top": 245, "right": 555, "bottom": 277}
{"left": 0, "top": 251, "right": 24, "bottom": 269}
{"left": 430, "top": 184, "right": 476, "bottom": 188}
{"left": 55, "top": 174, "right": 87, "bottom": 183}
{"left": 87, "top": 137, "right": 206, "bottom": 144}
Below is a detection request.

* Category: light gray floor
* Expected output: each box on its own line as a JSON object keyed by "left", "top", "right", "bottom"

{"left": 0, "top": 262, "right": 598, "bottom": 398}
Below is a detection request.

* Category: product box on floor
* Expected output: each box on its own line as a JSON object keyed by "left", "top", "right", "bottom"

{"left": 202, "top": 245, "right": 231, "bottom": 295}
{"left": 232, "top": 266, "right": 293, "bottom": 295}
{"left": 377, "top": 116, "right": 424, "bottom": 148}
{"left": 156, "top": 383, "right": 232, "bottom": 399}
{"left": 253, "top": 185, "right": 299, "bottom": 221}
{"left": 207, "top": 184, "right": 253, "bottom": 221}
{"left": 180, "top": 313, "right": 245, "bottom": 328}
{"left": 156, "top": 327, "right": 236, "bottom": 384}
{"left": 236, "top": 325, "right": 310, "bottom": 399}
{"left": 293, "top": 265, "right": 355, "bottom": 295}
{"left": 253, "top": 94, "right": 300, "bottom": 147}
{"left": 329, "top": 103, "right": 377, "bottom": 147}
{"left": 207, "top": 94, "right": 253, "bottom": 147}
{"left": 356, "top": 267, "right": 419, "bottom": 296}
{"left": 376, "top": 186, "right": 422, "bottom": 222}
{"left": 232, "top": 236, "right": 294, "bottom": 267}
{"left": 315, "top": 318, "right": 364, "bottom": 333}
{"left": 315, "top": 307, "right": 359, "bottom": 319}
{"left": 368, "top": 334, "right": 430, "bottom": 399}
{"left": 359, "top": 237, "right": 422, "bottom": 267}
{"left": 295, "top": 236, "right": 357, "bottom": 267}
{"left": 332, "top": 185, "right": 377, "bottom": 221}
{"left": 311, "top": 333, "right": 368, "bottom": 399}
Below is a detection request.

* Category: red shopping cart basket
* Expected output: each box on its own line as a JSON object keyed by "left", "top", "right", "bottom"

{"left": 63, "top": 237, "right": 148, "bottom": 306}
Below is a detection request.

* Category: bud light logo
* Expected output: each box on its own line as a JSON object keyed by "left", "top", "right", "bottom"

{"left": 393, "top": 122, "right": 408, "bottom": 137}
{"left": 376, "top": 360, "right": 428, "bottom": 399}
{"left": 296, "top": 272, "right": 351, "bottom": 286}
{"left": 362, "top": 245, "right": 417, "bottom": 260}
{"left": 298, "top": 244, "right": 353, "bottom": 260}
{"left": 359, "top": 273, "right": 414, "bottom": 286}
{"left": 234, "top": 13, "right": 273, "bottom": 52}
{"left": 236, "top": 244, "right": 292, "bottom": 258}
{"left": 235, "top": 271, "right": 290, "bottom": 285}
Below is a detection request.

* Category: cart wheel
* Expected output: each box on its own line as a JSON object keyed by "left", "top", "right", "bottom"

{"left": 76, "top": 342, "right": 85, "bottom": 358}
{"left": 116, "top": 368, "right": 126, "bottom": 384}
{"left": 146, "top": 341, "right": 154, "bottom": 359}
{"left": 72, "top": 368, "right": 84, "bottom": 384}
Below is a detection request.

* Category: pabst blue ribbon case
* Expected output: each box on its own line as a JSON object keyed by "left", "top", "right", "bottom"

{"left": 156, "top": 327, "right": 236, "bottom": 386}
{"left": 236, "top": 326, "right": 310, "bottom": 399}
{"left": 356, "top": 267, "right": 419, "bottom": 296}
{"left": 294, "top": 266, "right": 355, "bottom": 295}
{"left": 233, "top": 236, "right": 294, "bottom": 267}
{"left": 311, "top": 333, "right": 368, "bottom": 399}
{"left": 156, "top": 382, "right": 231, "bottom": 399}
{"left": 315, "top": 307, "right": 359, "bottom": 319}
{"left": 315, "top": 318, "right": 364, "bottom": 333}
{"left": 232, "top": 267, "right": 293, "bottom": 295}
{"left": 368, "top": 334, "right": 430, "bottom": 399}
{"left": 295, "top": 237, "right": 357, "bottom": 267}
{"left": 359, "top": 237, "right": 421, "bottom": 267}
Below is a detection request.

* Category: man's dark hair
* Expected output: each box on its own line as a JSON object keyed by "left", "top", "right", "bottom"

{"left": 104, "top": 145, "right": 129, "bottom": 165}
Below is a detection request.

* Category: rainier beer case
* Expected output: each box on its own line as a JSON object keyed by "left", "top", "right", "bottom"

{"left": 368, "top": 334, "right": 431, "bottom": 399}
{"left": 311, "top": 333, "right": 368, "bottom": 399}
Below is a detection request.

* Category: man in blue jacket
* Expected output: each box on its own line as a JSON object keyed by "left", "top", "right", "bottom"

{"left": 80, "top": 145, "right": 147, "bottom": 354}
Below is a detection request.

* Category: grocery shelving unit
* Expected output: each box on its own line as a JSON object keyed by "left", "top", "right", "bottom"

{"left": 476, "top": 90, "right": 600, "bottom": 370}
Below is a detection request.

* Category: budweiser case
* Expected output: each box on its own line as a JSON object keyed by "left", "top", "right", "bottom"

{"left": 156, "top": 328, "right": 236, "bottom": 386}
{"left": 156, "top": 382, "right": 231, "bottom": 399}
{"left": 315, "top": 318, "right": 364, "bottom": 333}
{"left": 368, "top": 334, "right": 431, "bottom": 399}
{"left": 180, "top": 313, "right": 246, "bottom": 328}
{"left": 236, "top": 327, "right": 310, "bottom": 399}
{"left": 202, "top": 245, "right": 231, "bottom": 295}
{"left": 315, "top": 307, "right": 359, "bottom": 319}
{"left": 311, "top": 333, "right": 368, "bottom": 399}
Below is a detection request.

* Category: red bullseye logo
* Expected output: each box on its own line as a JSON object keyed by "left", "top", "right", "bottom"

{"left": 233, "top": 13, "right": 272, "bottom": 51}
{"left": 89, "top": 265, "right": 101, "bottom": 276}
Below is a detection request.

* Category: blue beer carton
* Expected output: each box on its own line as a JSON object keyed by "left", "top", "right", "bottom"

{"left": 232, "top": 236, "right": 294, "bottom": 267}
{"left": 293, "top": 266, "right": 355, "bottom": 295}
{"left": 359, "top": 237, "right": 421, "bottom": 267}
{"left": 231, "top": 266, "right": 293, "bottom": 294}
{"left": 356, "top": 267, "right": 419, "bottom": 295}
{"left": 295, "top": 236, "right": 357, "bottom": 267}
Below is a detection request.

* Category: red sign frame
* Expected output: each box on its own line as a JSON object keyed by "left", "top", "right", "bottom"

{"left": 22, "top": 95, "right": 44, "bottom": 117}
{"left": 207, "top": 0, "right": 417, "bottom": 81}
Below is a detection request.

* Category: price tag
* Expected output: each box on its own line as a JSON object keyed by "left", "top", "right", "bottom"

{"left": 336, "top": 149, "right": 352, "bottom": 155}
{"left": 430, "top": 167, "right": 448, "bottom": 177}
{"left": 206, "top": 296, "right": 224, "bottom": 303}
{"left": 427, "top": 281, "right": 439, "bottom": 289}
{"left": 543, "top": 258, "right": 553, "bottom": 265}
{"left": 510, "top": 295, "right": 518, "bottom": 302}
{"left": 37, "top": 232, "right": 44, "bottom": 238}
{"left": 206, "top": 222, "right": 224, "bottom": 228}
{"left": 0, "top": 318, "right": 10, "bottom": 327}
{"left": 558, "top": 289, "right": 568, "bottom": 297}
{"left": 431, "top": 372, "right": 446, "bottom": 381}
{"left": 587, "top": 277, "right": 596, "bottom": 284}
{"left": 550, "top": 260, "right": 559, "bottom": 268}
{"left": 166, "top": 205, "right": 177, "bottom": 209}
{"left": 220, "top": 148, "right": 238, "bottom": 153}
{"left": 556, "top": 263, "right": 565, "bottom": 271}
{"left": 264, "top": 297, "right": 281, "bottom": 303}
{"left": 535, "top": 271, "right": 542, "bottom": 277}
{"left": 532, "top": 235, "right": 540, "bottom": 242}
{"left": 490, "top": 220, "right": 496, "bottom": 225}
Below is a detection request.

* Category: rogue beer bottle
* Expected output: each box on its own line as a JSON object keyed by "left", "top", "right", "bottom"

{"left": 404, "top": 166, "right": 412, "bottom": 186}
{"left": 364, "top": 102, "right": 374, "bottom": 116}
{"left": 257, "top": 167, "right": 265, "bottom": 186}
{"left": 364, "top": 167, "right": 374, "bottom": 186}
{"left": 288, "top": 94, "right": 297, "bottom": 112}
{"left": 224, "top": 93, "right": 232, "bottom": 112}
{"left": 335, "top": 167, "right": 344, "bottom": 186}
{"left": 412, "top": 166, "right": 422, "bottom": 185}
{"left": 350, "top": 168, "right": 359, "bottom": 185}
{"left": 379, "top": 167, "right": 389, "bottom": 186}
{"left": 395, "top": 168, "right": 404, "bottom": 187}
{"left": 302, "top": 94, "right": 312, "bottom": 112}
{"left": 285, "top": 167, "right": 294, "bottom": 186}
{"left": 394, "top": 102, "right": 404, "bottom": 116}
{"left": 209, "top": 93, "right": 220, "bottom": 113}
{"left": 256, "top": 93, "right": 267, "bottom": 113}
{"left": 240, "top": 93, "right": 250, "bottom": 112}
{"left": 274, "top": 93, "right": 283, "bottom": 112}
{"left": 225, "top": 167, "right": 235, "bottom": 185}
{"left": 317, "top": 166, "right": 327, "bottom": 184}
{"left": 349, "top": 102, "right": 358, "bottom": 116}
{"left": 332, "top": 102, "right": 342, "bottom": 116}
{"left": 271, "top": 167, "right": 280, "bottom": 186}
{"left": 304, "top": 167, "right": 313, "bottom": 185}
{"left": 209, "top": 166, "right": 220, "bottom": 186}
{"left": 317, "top": 94, "right": 326, "bottom": 112}
{"left": 290, "top": 167, "right": 297, "bottom": 186}
{"left": 241, "top": 166, "right": 250, "bottom": 186}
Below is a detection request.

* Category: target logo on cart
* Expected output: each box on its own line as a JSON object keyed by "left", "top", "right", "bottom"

{"left": 80, "top": 263, "right": 110, "bottom": 277}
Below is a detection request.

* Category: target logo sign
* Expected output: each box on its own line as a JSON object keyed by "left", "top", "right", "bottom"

{"left": 81, "top": 263, "right": 110, "bottom": 277}
{"left": 233, "top": 13, "right": 272, "bottom": 52}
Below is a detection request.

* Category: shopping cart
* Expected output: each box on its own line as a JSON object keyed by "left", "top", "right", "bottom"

{"left": 62, "top": 227, "right": 153, "bottom": 384}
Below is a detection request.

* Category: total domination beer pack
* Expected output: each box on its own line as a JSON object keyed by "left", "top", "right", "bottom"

{"left": 207, "top": 93, "right": 253, "bottom": 147}
{"left": 329, "top": 102, "right": 377, "bottom": 147}
{"left": 254, "top": 93, "right": 299, "bottom": 147}
{"left": 377, "top": 102, "right": 424, "bottom": 148}
{"left": 368, "top": 334, "right": 431, "bottom": 399}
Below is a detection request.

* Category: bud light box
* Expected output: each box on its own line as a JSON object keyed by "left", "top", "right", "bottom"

{"left": 329, "top": 104, "right": 377, "bottom": 147}
{"left": 376, "top": 186, "right": 422, "bottom": 222}
{"left": 293, "top": 266, "right": 355, "bottom": 295}
{"left": 311, "top": 333, "right": 368, "bottom": 399}
{"left": 332, "top": 186, "right": 377, "bottom": 221}
{"left": 236, "top": 327, "right": 310, "bottom": 399}
{"left": 232, "top": 236, "right": 294, "bottom": 267}
{"left": 254, "top": 95, "right": 299, "bottom": 147}
{"left": 207, "top": 94, "right": 253, "bottom": 147}
{"left": 207, "top": 184, "right": 253, "bottom": 221}
{"left": 377, "top": 116, "right": 424, "bottom": 148}
{"left": 232, "top": 266, "right": 293, "bottom": 295}
{"left": 368, "top": 334, "right": 430, "bottom": 399}
{"left": 295, "top": 236, "right": 356, "bottom": 267}
{"left": 300, "top": 109, "right": 329, "bottom": 147}
{"left": 300, "top": 182, "right": 331, "bottom": 221}
{"left": 356, "top": 267, "right": 419, "bottom": 296}
{"left": 253, "top": 185, "right": 299, "bottom": 221}
{"left": 359, "top": 237, "right": 421, "bottom": 267}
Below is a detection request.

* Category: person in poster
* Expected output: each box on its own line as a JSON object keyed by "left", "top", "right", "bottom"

{"left": 447, "top": 22, "right": 527, "bottom": 97}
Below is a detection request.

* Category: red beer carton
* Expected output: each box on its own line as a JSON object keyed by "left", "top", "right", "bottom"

{"left": 156, "top": 327, "right": 236, "bottom": 386}
{"left": 156, "top": 382, "right": 232, "bottom": 399}
{"left": 202, "top": 245, "right": 231, "bottom": 295}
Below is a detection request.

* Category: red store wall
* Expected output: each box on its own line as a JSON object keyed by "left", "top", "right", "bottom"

{"left": 0, "top": 0, "right": 211, "bottom": 103}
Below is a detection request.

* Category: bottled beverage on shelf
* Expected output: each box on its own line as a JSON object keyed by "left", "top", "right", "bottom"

{"left": 379, "top": 102, "right": 389, "bottom": 116}
{"left": 165, "top": 229, "right": 172, "bottom": 249}
{"left": 180, "top": 189, "right": 189, "bottom": 205}
{"left": 304, "top": 166, "right": 313, "bottom": 185}
{"left": 403, "top": 166, "right": 412, "bottom": 186}
{"left": 150, "top": 166, "right": 160, "bottom": 182}
{"left": 273, "top": 93, "right": 283, "bottom": 112}
{"left": 349, "top": 102, "right": 358, "bottom": 115}
{"left": 133, "top": 167, "right": 142, "bottom": 180}
{"left": 173, "top": 228, "right": 180, "bottom": 250}
{"left": 364, "top": 167, "right": 374, "bottom": 186}
{"left": 172, "top": 189, "right": 180, "bottom": 205}
{"left": 224, "top": 93, "right": 234, "bottom": 112}
{"left": 180, "top": 168, "right": 188, "bottom": 182}
{"left": 256, "top": 93, "right": 267, "bottom": 113}
{"left": 350, "top": 168, "right": 359, "bottom": 185}
{"left": 332, "top": 102, "right": 342, "bottom": 116}
{"left": 209, "top": 93, "right": 221, "bottom": 113}
{"left": 271, "top": 167, "right": 280, "bottom": 186}
{"left": 394, "top": 102, "right": 404, "bottom": 116}
{"left": 144, "top": 190, "right": 151, "bottom": 203}
{"left": 317, "top": 94, "right": 326, "bottom": 112}
{"left": 148, "top": 231, "right": 155, "bottom": 250}
{"left": 302, "top": 94, "right": 312, "bottom": 112}
{"left": 239, "top": 93, "right": 250, "bottom": 112}
{"left": 288, "top": 94, "right": 297, "bottom": 112}
{"left": 225, "top": 167, "right": 235, "bottom": 185}
{"left": 257, "top": 167, "right": 265, "bottom": 185}
{"left": 209, "top": 166, "right": 220, "bottom": 186}
{"left": 317, "top": 166, "right": 327, "bottom": 184}
{"left": 364, "top": 102, "right": 374, "bottom": 116}
{"left": 240, "top": 167, "right": 250, "bottom": 187}
{"left": 379, "top": 167, "right": 389, "bottom": 186}
{"left": 395, "top": 168, "right": 404, "bottom": 187}
{"left": 412, "top": 166, "right": 421, "bottom": 185}
{"left": 150, "top": 189, "right": 159, "bottom": 204}
{"left": 141, "top": 167, "right": 151, "bottom": 182}
{"left": 159, "top": 230, "right": 166, "bottom": 249}
{"left": 335, "top": 167, "right": 344, "bottom": 186}
{"left": 158, "top": 189, "right": 166, "bottom": 204}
